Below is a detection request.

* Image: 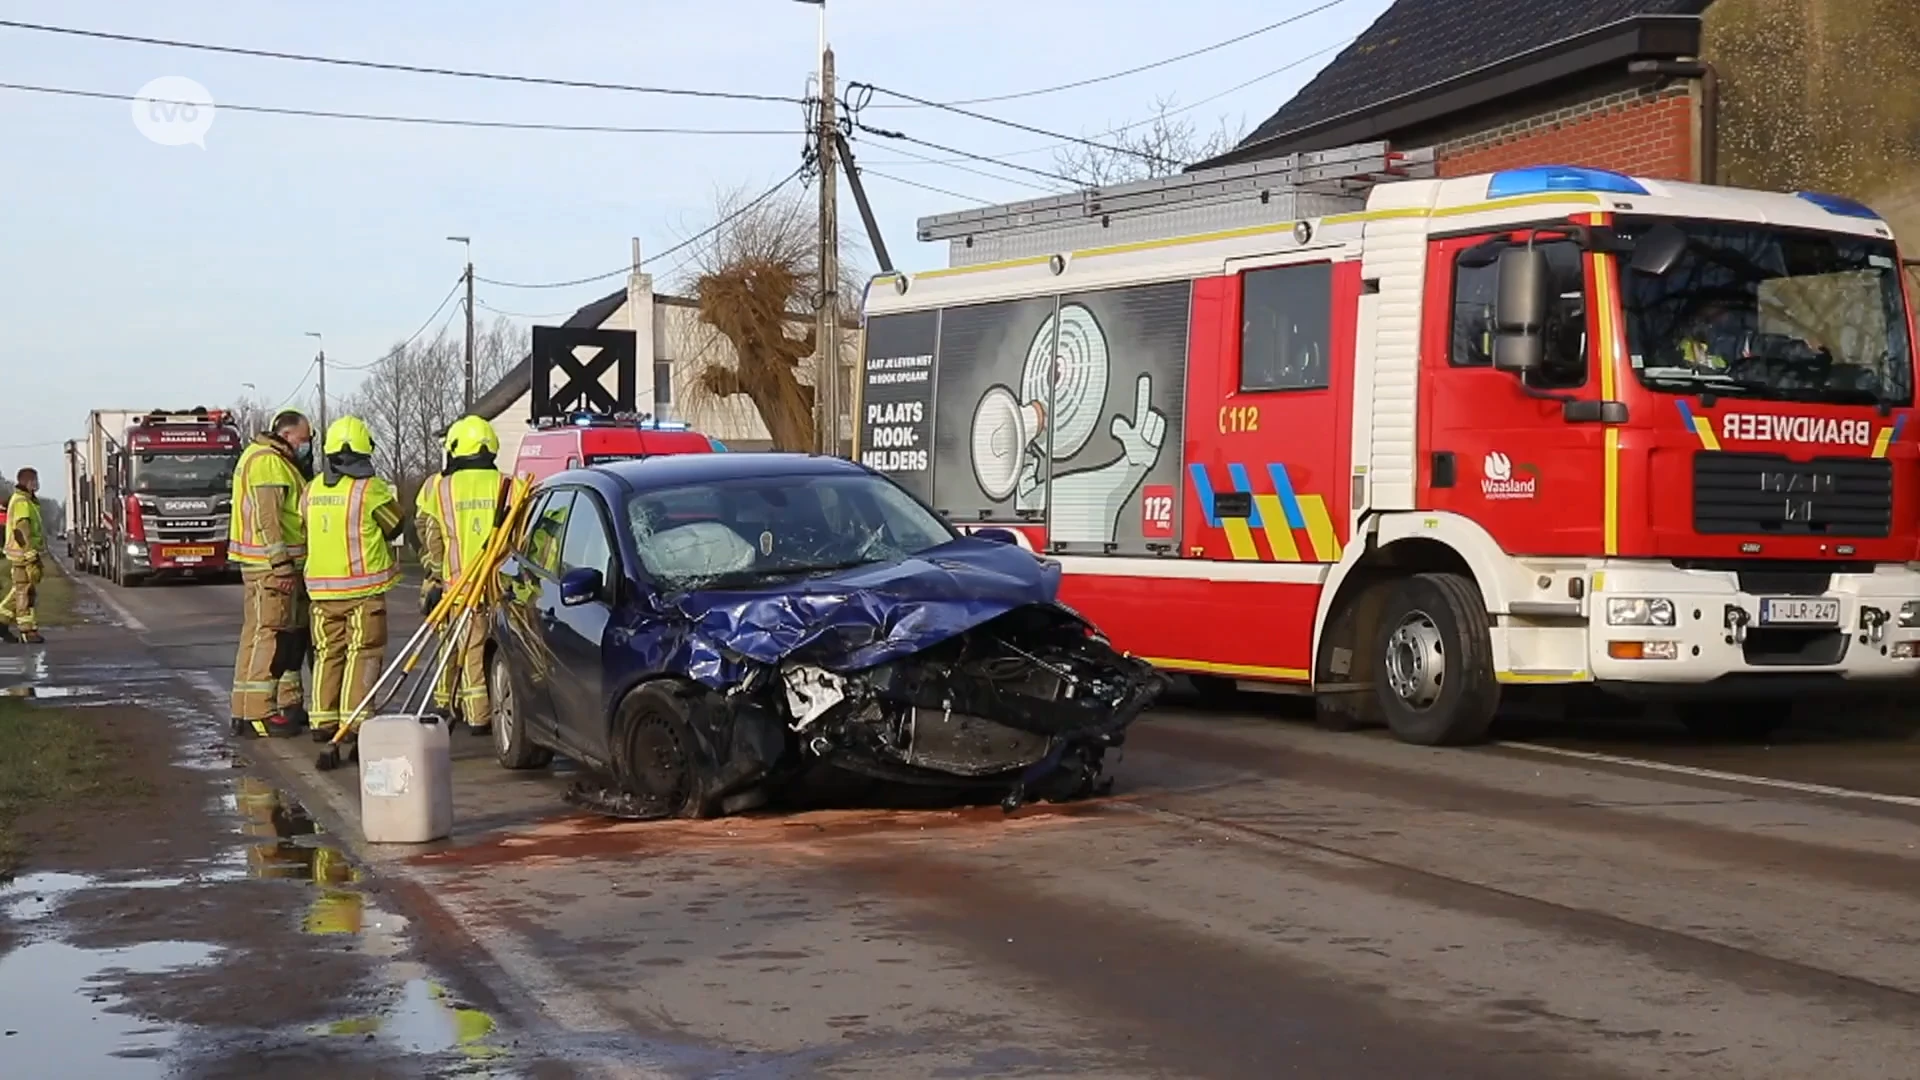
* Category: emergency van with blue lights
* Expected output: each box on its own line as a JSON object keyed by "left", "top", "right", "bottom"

{"left": 512, "top": 411, "right": 719, "bottom": 484}
{"left": 856, "top": 141, "right": 1920, "bottom": 746}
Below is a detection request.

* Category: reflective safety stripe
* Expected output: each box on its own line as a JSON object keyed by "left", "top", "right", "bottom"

{"left": 307, "top": 567, "right": 398, "bottom": 596}
{"left": 438, "top": 475, "right": 462, "bottom": 581}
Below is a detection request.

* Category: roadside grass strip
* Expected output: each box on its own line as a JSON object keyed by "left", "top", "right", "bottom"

{"left": 0, "top": 697, "right": 114, "bottom": 877}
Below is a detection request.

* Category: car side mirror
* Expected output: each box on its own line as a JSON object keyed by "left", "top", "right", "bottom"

{"left": 1563, "top": 400, "right": 1629, "bottom": 424}
{"left": 971, "top": 527, "right": 1020, "bottom": 546}
{"left": 559, "top": 567, "right": 604, "bottom": 607}
{"left": 1630, "top": 222, "right": 1688, "bottom": 277}
{"left": 1493, "top": 247, "right": 1551, "bottom": 374}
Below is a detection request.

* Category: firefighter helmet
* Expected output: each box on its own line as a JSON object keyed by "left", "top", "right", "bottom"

{"left": 322, "top": 416, "right": 376, "bottom": 457}
{"left": 445, "top": 415, "right": 500, "bottom": 458}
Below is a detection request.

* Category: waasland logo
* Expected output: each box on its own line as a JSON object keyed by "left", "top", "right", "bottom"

{"left": 1481, "top": 451, "right": 1539, "bottom": 501}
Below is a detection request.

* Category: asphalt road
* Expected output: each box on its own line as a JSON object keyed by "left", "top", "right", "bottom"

{"left": 77, "top": 570, "right": 1920, "bottom": 1079}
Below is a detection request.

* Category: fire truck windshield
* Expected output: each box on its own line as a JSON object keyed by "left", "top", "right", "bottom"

{"left": 1617, "top": 217, "right": 1913, "bottom": 408}
{"left": 131, "top": 453, "right": 238, "bottom": 494}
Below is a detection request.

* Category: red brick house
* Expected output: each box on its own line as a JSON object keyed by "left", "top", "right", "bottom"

{"left": 1203, "top": 0, "right": 1716, "bottom": 183}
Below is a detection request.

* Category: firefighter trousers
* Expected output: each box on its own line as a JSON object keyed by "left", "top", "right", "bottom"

{"left": 0, "top": 559, "right": 41, "bottom": 632}
{"left": 231, "top": 567, "right": 308, "bottom": 726}
{"left": 432, "top": 602, "right": 491, "bottom": 728}
{"left": 311, "top": 595, "right": 389, "bottom": 735}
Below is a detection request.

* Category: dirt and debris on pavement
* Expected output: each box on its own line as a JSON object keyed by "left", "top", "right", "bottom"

{"left": 0, "top": 592, "right": 567, "bottom": 1079}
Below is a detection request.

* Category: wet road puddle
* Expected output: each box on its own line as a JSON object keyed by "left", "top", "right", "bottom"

{"left": 310, "top": 977, "right": 503, "bottom": 1062}
{"left": 0, "top": 938, "right": 222, "bottom": 1078}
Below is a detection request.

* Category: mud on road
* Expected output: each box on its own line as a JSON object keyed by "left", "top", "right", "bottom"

{"left": 0, "top": 579, "right": 565, "bottom": 1079}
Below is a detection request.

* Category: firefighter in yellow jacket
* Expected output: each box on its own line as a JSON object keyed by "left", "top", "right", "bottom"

{"left": 301, "top": 417, "right": 404, "bottom": 743}
{"left": 0, "top": 467, "right": 47, "bottom": 644}
{"left": 416, "top": 415, "right": 509, "bottom": 735}
{"left": 228, "top": 410, "right": 314, "bottom": 738}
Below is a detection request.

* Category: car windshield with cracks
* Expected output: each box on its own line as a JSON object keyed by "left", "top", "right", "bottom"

{"left": 555, "top": 468, "right": 1166, "bottom": 821}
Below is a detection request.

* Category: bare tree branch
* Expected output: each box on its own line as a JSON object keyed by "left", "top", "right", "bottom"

{"left": 1053, "top": 97, "right": 1247, "bottom": 187}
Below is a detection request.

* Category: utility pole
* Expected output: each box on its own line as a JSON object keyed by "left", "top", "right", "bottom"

{"left": 449, "top": 235, "right": 474, "bottom": 410}
{"left": 304, "top": 332, "right": 327, "bottom": 473}
{"left": 816, "top": 43, "right": 840, "bottom": 456}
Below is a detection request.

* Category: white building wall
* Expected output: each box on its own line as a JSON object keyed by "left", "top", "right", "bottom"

{"left": 488, "top": 292, "right": 862, "bottom": 467}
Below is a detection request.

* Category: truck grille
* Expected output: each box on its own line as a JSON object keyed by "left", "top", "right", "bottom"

{"left": 1693, "top": 453, "right": 1892, "bottom": 537}
{"left": 146, "top": 514, "right": 230, "bottom": 543}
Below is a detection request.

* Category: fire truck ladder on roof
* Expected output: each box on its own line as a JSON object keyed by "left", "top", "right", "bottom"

{"left": 917, "top": 140, "right": 1436, "bottom": 268}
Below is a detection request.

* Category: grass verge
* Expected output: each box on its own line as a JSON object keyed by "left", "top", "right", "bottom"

{"left": 0, "top": 697, "right": 113, "bottom": 878}
{"left": 0, "top": 555, "right": 75, "bottom": 628}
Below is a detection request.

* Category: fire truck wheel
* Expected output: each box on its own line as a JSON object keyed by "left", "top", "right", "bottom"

{"left": 1372, "top": 573, "right": 1499, "bottom": 747}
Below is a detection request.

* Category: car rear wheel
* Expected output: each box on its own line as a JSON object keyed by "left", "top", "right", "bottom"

{"left": 490, "top": 652, "right": 552, "bottom": 770}
{"left": 612, "top": 682, "right": 716, "bottom": 819}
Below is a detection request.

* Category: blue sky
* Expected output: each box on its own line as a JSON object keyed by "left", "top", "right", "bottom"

{"left": 0, "top": 0, "right": 1390, "bottom": 491}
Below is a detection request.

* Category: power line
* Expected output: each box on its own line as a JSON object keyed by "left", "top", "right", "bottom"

{"left": 0, "top": 19, "right": 802, "bottom": 105}
{"left": 859, "top": 169, "right": 993, "bottom": 206}
{"left": 848, "top": 82, "right": 1176, "bottom": 168}
{"left": 476, "top": 298, "right": 577, "bottom": 321}
{"left": 864, "top": 140, "right": 1069, "bottom": 195}
{"left": 274, "top": 359, "right": 320, "bottom": 410}
{"left": 866, "top": 0, "right": 1352, "bottom": 109}
{"left": 331, "top": 277, "right": 468, "bottom": 371}
{"left": 864, "top": 39, "right": 1352, "bottom": 166}
{"left": 0, "top": 82, "right": 804, "bottom": 137}
{"left": 480, "top": 164, "right": 807, "bottom": 289}
{"left": 850, "top": 125, "right": 1085, "bottom": 186}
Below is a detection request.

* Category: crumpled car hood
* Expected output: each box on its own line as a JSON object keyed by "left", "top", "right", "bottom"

{"left": 666, "top": 537, "right": 1061, "bottom": 687}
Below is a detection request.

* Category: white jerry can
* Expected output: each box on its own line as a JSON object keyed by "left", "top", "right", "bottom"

{"left": 358, "top": 713, "right": 454, "bottom": 844}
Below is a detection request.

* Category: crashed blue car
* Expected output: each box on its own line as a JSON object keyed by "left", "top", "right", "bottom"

{"left": 488, "top": 453, "right": 1165, "bottom": 819}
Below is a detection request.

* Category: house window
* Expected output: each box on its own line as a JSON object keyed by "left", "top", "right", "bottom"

{"left": 1450, "top": 240, "right": 1589, "bottom": 389}
{"left": 1240, "top": 262, "right": 1333, "bottom": 392}
{"left": 653, "top": 360, "right": 673, "bottom": 407}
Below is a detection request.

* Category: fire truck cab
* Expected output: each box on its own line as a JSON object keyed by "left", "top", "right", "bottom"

{"left": 512, "top": 413, "right": 718, "bottom": 484}
{"left": 859, "top": 144, "right": 1920, "bottom": 746}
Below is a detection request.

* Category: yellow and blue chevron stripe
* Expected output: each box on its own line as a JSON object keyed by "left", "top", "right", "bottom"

{"left": 1673, "top": 399, "right": 1721, "bottom": 451}
{"left": 1872, "top": 413, "right": 1907, "bottom": 459}
{"left": 1188, "top": 462, "right": 1343, "bottom": 563}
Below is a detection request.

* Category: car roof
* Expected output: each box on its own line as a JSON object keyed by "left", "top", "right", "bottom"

{"left": 549, "top": 452, "right": 870, "bottom": 496}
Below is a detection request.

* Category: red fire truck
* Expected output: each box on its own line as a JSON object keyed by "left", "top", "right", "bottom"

{"left": 858, "top": 142, "right": 1920, "bottom": 746}
{"left": 66, "top": 408, "right": 244, "bottom": 586}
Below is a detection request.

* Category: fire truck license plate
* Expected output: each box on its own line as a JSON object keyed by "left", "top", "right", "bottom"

{"left": 1758, "top": 598, "right": 1840, "bottom": 626}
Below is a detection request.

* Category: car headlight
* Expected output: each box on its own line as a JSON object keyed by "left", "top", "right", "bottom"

{"left": 1899, "top": 601, "right": 1920, "bottom": 629}
{"left": 1607, "top": 597, "right": 1675, "bottom": 627}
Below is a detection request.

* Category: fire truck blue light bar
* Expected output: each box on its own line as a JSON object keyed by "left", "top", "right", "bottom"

{"left": 1486, "top": 166, "right": 1649, "bottom": 200}
{"left": 1794, "top": 191, "right": 1880, "bottom": 220}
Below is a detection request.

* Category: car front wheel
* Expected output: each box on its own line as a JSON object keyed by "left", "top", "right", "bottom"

{"left": 612, "top": 682, "right": 717, "bottom": 819}
{"left": 490, "top": 651, "right": 553, "bottom": 770}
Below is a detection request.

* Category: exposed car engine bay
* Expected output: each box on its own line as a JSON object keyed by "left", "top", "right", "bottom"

{"left": 566, "top": 603, "right": 1166, "bottom": 821}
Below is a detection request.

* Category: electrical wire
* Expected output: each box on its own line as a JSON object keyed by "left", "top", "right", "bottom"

{"left": 858, "top": 169, "right": 994, "bottom": 206}
{"left": 865, "top": 0, "right": 1352, "bottom": 109}
{"left": 848, "top": 82, "right": 1176, "bottom": 168}
{"left": 330, "top": 277, "right": 468, "bottom": 372}
{"left": 480, "top": 164, "right": 807, "bottom": 289}
{"left": 861, "top": 140, "right": 1069, "bottom": 195}
{"left": 476, "top": 298, "right": 576, "bottom": 321}
{"left": 274, "top": 359, "right": 320, "bottom": 410}
{"left": 0, "top": 82, "right": 804, "bottom": 136}
{"left": 862, "top": 39, "right": 1353, "bottom": 166}
{"left": 0, "top": 19, "right": 802, "bottom": 105}
{"left": 850, "top": 125, "right": 1085, "bottom": 186}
